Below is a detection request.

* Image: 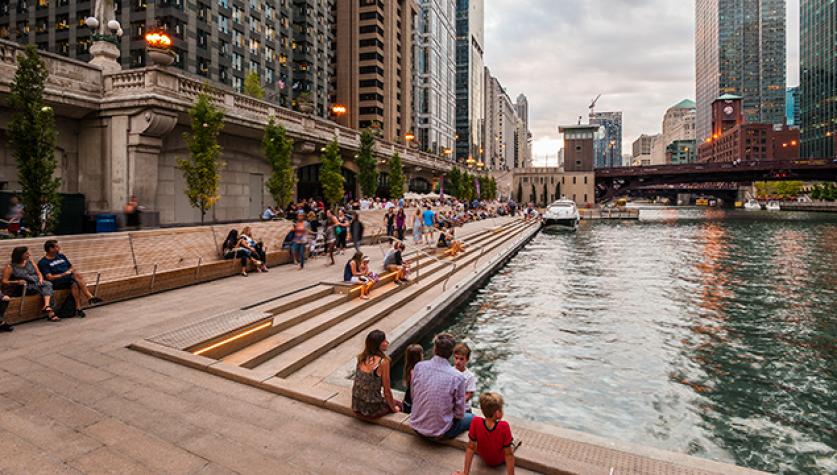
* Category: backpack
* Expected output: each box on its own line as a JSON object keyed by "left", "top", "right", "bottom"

{"left": 343, "top": 262, "right": 353, "bottom": 282}
{"left": 56, "top": 294, "right": 77, "bottom": 318}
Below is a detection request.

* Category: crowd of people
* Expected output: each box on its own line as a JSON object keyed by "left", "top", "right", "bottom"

{"left": 352, "top": 330, "right": 519, "bottom": 474}
{"left": 0, "top": 240, "right": 104, "bottom": 328}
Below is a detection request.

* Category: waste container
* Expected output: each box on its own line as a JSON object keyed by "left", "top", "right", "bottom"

{"left": 95, "top": 214, "right": 117, "bottom": 233}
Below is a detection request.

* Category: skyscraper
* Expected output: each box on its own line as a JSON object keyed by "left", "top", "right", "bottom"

{"left": 455, "top": 0, "right": 485, "bottom": 164}
{"left": 695, "top": 0, "right": 787, "bottom": 142}
{"left": 786, "top": 87, "right": 800, "bottom": 126}
{"left": 484, "top": 68, "right": 516, "bottom": 171}
{"left": 589, "top": 111, "right": 622, "bottom": 168}
{"left": 800, "top": 0, "right": 836, "bottom": 158}
{"left": 515, "top": 94, "right": 532, "bottom": 167}
{"left": 334, "top": 0, "right": 417, "bottom": 143}
{"left": 0, "top": 0, "right": 335, "bottom": 115}
{"left": 413, "top": 0, "right": 457, "bottom": 156}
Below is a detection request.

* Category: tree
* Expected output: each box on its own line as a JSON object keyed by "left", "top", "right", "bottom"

{"left": 357, "top": 129, "right": 378, "bottom": 198}
{"left": 177, "top": 93, "right": 225, "bottom": 224}
{"left": 387, "top": 152, "right": 405, "bottom": 198}
{"left": 8, "top": 45, "right": 61, "bottom": 236}
{"left": 263, "top": 118, "right": 295, "bottom": 209}
{"left": 530, "top": 183, "right": 537, "bottom": 205}
{"left": 243, "top": 70, "right": 264, "bottom": 99}
{"left": 447, "top": 167, "right": 462, "bottom": 199}
{"left": 462, "top": 171, "right": 474, "bottom": 201}
{"left": 555, "top": 182, "right": 562, "bottom": 200}
{"left": 811, "top": 183, "right": 822, "bottom": 201}
{"left": 320, "top": 139, "right": 345, "bottom": 207}
{"left": 516, "top": 181, "right": 523, "bottom": 203}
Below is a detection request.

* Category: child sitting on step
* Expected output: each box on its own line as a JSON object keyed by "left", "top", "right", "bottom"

{"left": 454, "top": 392, "right": 520, "bottom": 475}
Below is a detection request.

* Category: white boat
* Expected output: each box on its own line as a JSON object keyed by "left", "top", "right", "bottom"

{"left": 543, "top": 198, "right": 580, "bottom": 230}
{"left": 766, "top": 201, "right": 781, "bottom": 211}
{"left": 743, "top": 199, "right": 762, "bottom": 211}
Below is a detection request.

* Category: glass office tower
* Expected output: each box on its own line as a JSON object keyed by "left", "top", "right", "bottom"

{"left": 695, "top": 0, "right": 787, "bottom": 142}
{"left": 800, "top": 0, "right": 836, "bottom": 158}
{"left": 454, "top": 0, "right": 484, "bottom": 164}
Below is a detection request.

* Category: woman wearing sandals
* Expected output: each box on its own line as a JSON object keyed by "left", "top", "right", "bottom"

{"left": 2, "top": 246, "right": 58, "bottom": 321}
{"left": 351, "top": 330, "right": 401, "bottom": 419}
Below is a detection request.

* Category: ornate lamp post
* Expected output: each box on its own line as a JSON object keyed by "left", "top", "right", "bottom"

{"left": 145, "top": 28, "right": 175, "bottom": 66}
{"left": 85, "top": 0, "right": 123, "bottom": 73}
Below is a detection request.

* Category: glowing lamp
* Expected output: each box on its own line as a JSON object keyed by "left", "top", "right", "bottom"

{"left": 331, "top": 105, "right": 347, "bottom": 116}
{"left": 145, "top": 31, "right": 173, "bottom": 49}
{"left": 405, "top": 132, "right": 415, "bottom": 142}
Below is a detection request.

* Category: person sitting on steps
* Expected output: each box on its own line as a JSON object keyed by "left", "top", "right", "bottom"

{"left": 351, "top": 329, "right": 401, "bottom": 419}
{"left": 344, "top": 251, "right": 374, "bottom": 300}
{"left": 2, "top": 246, "right": 58, "bottom": 321}
{"left": 383, "top": 241, "right": 409, "bottom": 285}
{"left": 222, "top": 230, "right": 255, "bottom": 277}
{"left": 37, "top": 240, "right": 103, "bottom": 318}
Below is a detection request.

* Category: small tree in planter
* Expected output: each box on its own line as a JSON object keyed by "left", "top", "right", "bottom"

{"left": 320, "top": 139, "right": 345, "bottom": 207}
{"left": 357, "top": 129, "right": 378, "bottom": 198}
{"left": 447, "top": 167, "right": 462, "bottom": 199}
{"left": 243, "top": 70, "right": 265, "bottom": 99}
{"left": 263, "top": 118, "right": 295, "bottom": 210}
{"left": 387, "top": 152, "right": 405, "bottom": 199}
{"left": 517, "top": 182, "right": 523, "bottom": 203}
{"left": 295, "top": 91, "right": 314, "bottom": 114}
{"left": 8, "top": 45, "right": 62, "bottom": 235}
{"left": 177, "top": 92, "right": 225, "bottom": 224}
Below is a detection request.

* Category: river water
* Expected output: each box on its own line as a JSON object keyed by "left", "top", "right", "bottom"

{"left": 410, "top": 208, "right": 836, "bottom": 474}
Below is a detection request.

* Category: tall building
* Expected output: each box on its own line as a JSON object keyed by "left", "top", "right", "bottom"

{"left": 334, "top": 0, "right": 417, "bottom": 143}
{"left": 589, "top": 111, "right": 622, "bottom": 168}
{"left": 483, "top": 68, "right": 515, "bottom": 171}
{"left": 515, "top": 93, "right": 532, "bottom": 167}
{"left": 651, "top": 99, "right": 696, "bottom": 164}
{"left": 413, "top": 0, "right": 456, "bottom": 155}
{"left": 800, "top": 0, "right": 836, "bottom": 158}
{"left": 454, "top": 0, "right": 485, "bottom": 164}
{"left": 0, "top": 0, "right": 337, "bottom": 114}
{"left": 695, "top": 0, "right": 787, "bottom": 142}
{"left": 786, "top": 86, "right": 800, "bottom": 126}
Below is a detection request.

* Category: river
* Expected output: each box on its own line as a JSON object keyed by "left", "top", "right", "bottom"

{"left": 406, "top": 207, "right": 836, "bottom": 474}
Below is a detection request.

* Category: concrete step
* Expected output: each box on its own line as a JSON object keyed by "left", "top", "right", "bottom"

{"left": 225, "top": 221, "right": 533, "bottom": 370}
{"left": 258, "top": 222, "right": 538, "bottom": 377}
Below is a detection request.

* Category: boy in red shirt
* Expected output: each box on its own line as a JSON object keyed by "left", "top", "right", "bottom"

{"left": 454, "top": 392, "right": 518, "bottom": 475}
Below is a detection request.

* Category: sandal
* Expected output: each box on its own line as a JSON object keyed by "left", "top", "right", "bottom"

{"left": 43, "top": 306, "right": 60, "bottom": 322}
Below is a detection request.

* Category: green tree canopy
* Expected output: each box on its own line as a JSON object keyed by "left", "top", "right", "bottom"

{"left": 517, "top": 181, "right": 523, "bottom": 203}
{"left": 387, "top": 152, "right": 405, "bottom": 198}
{"left": 177, "top": 93, "right": 225, "bottom": 223}
{"left": 446, "top": 167, "right": 462, "bottom": 199}
{"left": 357, "top": 129, "right": 378, "bottom": 198}
{"left": 263, "top": 118, "right": 295, "bottom": 209}
{"left": 243, "top": 70, "right": 264, "bottom": 99}
{"left": 320, "top": 139, "right": 345, "bottom": 206}
{"left": 8, "top": 45, "right": 61, "bottom": 235}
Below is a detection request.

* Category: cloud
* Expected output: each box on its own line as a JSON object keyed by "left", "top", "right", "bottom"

{"left": 484, "top": 0, "right": 800, "bottom": 162}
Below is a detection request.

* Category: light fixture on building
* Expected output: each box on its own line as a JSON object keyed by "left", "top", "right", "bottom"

{"left": 145, "top": 28, "right": 175, "bottom": 66}
{"left": 332, "top": 104, "right": 347, "bottom": 116}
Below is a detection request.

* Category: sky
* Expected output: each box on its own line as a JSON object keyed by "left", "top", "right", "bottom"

{"left": 483, "top": 0, "right": 800, "bottom": 163}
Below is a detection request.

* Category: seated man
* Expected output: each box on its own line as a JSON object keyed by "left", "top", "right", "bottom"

{"left": 410, "top": 333, "right": 472, "bottom": 439}
{"left": 37, "top": 240, "right": 103, "bottom": 318}
{"left": 261, "top": 206, "right": 278, "bottom": 221}
{"left": 382, "top": 241, "right": 409, "bottom": 285}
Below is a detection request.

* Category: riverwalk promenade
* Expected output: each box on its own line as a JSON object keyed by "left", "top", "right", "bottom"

{"left": 0, "top": 217, "right": 763, "bottom": 474}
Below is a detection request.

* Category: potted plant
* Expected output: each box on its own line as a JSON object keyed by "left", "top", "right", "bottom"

{"left": 295, "top": 91, "right": 314, "bottom": 114}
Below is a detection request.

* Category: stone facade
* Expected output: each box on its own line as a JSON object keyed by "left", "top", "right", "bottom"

{"left": 0, "top": 41, "right": 454, "bottom": 225}
{"left": 512, "top": 168, "right": 595, "bottom": 207}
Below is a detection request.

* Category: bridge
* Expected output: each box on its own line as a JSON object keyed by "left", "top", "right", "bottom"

{"left": 595, "top": 159, "right": 837, "bottom": 201}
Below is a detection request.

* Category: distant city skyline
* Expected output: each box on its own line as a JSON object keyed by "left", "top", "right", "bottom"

{"left": 484, "top": 0, "right": 801, "bottom": 162}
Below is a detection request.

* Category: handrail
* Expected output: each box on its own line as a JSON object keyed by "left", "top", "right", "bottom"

{"left": 375, "top": 235, "right": 457, "bottom": 291}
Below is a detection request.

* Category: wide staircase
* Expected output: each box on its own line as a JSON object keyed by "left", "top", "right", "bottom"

{"left": 0, "top": 208, "right": 393, "bottom": 325}
{"left": 145, "top": 218, "right": 537, "bottom": 380}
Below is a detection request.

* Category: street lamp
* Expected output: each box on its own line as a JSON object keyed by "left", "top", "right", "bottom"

{"left": 331, "top": 104, "right": 347, "bottom": 117}
{"left": 405, "top": 132, "right": 415, "bottom": 143}
{"left": 466, "top": 156, "right": 476, "bottom": 168}
{"left": 145, "top": 28, "right": 175, "bottom": 66}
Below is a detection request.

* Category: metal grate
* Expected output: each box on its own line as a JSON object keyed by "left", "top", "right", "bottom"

{"left": 147, "top": 309, "right": 270, "bottom": 350}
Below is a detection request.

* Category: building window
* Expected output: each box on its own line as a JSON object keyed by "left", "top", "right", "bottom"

{"left": 584, "top": 176, "right": 587, "bottom": 184}
{"left": 572, "top": 177, "right": 576, "bottom": 184}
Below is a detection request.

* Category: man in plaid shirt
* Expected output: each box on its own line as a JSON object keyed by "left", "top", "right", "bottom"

{"left": 409, "top": 333, "right": 472, "bottom": 439}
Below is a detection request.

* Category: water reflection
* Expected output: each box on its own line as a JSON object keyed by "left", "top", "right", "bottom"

{"left": 410, "top": 208, "right": 836, "bottom": 474}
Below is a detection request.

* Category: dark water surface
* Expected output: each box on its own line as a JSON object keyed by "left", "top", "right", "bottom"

{"left": 407, "top": 208, "right": 836, "bottom": 474}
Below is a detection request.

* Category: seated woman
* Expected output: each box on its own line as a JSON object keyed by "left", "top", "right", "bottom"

{"left": 343, "top": 251, "right": 375, "bottom": 300}
{"left": 437, "top": 224, "right": 464, "bottom": 257}
{"left": 351, "top": 330, "right": 400, "bottom": 419}
{"left": 238, "top": 226, "right": 268, "bottom": 273}
{"left": 2, "top": 246, "right": 57, "bottom": 321}
{"left": 382, "top": 241, "right": 409, "bottom": 285}
{"left": 222, "top": 230, "right": 253, "bottom": 277}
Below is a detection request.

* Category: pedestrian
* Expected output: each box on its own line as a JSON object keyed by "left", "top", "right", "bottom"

{"left": 291, "top": 211, "right": 312, "bottom": 270}
{"left": 395, "top": 207, "right": 406, "bottom": 242}
{"left": 350, "top": 212, "right": 364, "bottom": 252}
{"left": 384, "top": 208, "right": 395, "bottom": 238}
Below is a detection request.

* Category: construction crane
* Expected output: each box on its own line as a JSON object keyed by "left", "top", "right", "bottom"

{"left": 589, "top": 94, "right": 602, "bottom": 117}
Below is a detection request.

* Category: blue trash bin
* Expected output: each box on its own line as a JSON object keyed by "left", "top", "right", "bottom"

{"left": 95, "top": 214, "right": 117, "bottom": 233}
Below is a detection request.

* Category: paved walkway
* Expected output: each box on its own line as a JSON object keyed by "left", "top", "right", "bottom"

{"left": 0, "top": 218, "right": 534, "bottom": 474}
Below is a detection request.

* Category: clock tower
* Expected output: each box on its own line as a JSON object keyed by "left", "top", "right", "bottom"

{"left": 710, "top": 94, "right": 743, "bottom": 139}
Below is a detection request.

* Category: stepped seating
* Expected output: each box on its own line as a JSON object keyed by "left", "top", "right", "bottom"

{"left": 184, "top": 219, "right": 533, "bottom": 379}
